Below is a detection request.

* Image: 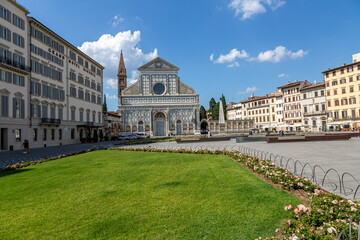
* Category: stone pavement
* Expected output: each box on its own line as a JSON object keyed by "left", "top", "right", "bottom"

{"left": 0, "top": 141, "right": 118, "bottom": 169}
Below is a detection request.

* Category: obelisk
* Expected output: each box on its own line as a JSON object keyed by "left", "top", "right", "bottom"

{"left": 219, "top": 100, "right": 225, "bottom": 133}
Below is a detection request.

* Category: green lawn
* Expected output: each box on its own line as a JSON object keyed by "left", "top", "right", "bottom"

{"left": 0, "top": 151, "right": 300, "bottom": 239}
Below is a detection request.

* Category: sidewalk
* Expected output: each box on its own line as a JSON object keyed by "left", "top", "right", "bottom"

{"left": 0, "top": 141, "right": 118, "bottom": 169}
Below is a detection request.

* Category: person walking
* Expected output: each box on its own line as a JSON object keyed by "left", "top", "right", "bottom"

{"left": 22, "top": 139, "right": 29, "bottom": 154}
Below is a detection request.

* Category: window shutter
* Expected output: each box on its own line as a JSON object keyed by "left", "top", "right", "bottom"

{"left": 20, "top": 76, "right": 24, "bottom": 86}
{"left": 7, "top": 29, "right": 10, "bottom": 41}
{"left": 12, "top": 98, "right": 16, "bottom": 118}
{"left": 20, "top": 99, "right": 24, "bottom": 118}
{"left": 37, "top": 104, "right": 41, "bottom": 117}
{"left": 37, "top": 83, "right": 41, "bottom": 95}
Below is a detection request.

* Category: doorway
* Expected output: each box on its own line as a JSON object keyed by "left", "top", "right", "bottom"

{"left": 1, "top": 128, "right": 8, "bottom": 150}
{"left": 154, "top": 112, "right": 166, "bottom": 136}
{"left": 176, "top": 120, "right": 181, "bottom": 135}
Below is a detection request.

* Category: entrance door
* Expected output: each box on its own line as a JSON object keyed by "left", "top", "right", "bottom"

{"left": 176, "top": 124, "right": 181, "bottom": 135}
{"left": 1, "top": 128, "right": 7, "bottom": 150}
{"left": 156, "top": 121, "right": 165, "bottom": 136}
{"left": 138, "top": 125, "right": 144, "bottom": 132}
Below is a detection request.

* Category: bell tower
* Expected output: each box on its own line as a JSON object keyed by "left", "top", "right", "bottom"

{"left": 118, "top": 50, "right": 127, "bottom": 96}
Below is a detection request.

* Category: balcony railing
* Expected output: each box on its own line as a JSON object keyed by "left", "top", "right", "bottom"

{"left": 0, "top": 58, "right": 30, "bottom": 72}
{"left": 41, "top": 118, "right": 61, "bottom": 125}
{"left": 303, "top": 110, "right": 327, "bottom": 117}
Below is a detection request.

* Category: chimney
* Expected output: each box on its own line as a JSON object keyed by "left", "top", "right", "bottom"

{"left": 250, "top": 94, "right": 254, "bottom": 98}
{"left": 287, "top": 81, "right": 290, "bottom": 84}
{"left": 328, "top": 68, "right": 330, "bottom": 70}
{"left": 314, "top": 80, "right": 317, "bottom": 84}
{"left": 295, "top": 80, "right": 298, "bottom": 82}
{"left": 343, "top": 63, "right": 346, "bottom": 66}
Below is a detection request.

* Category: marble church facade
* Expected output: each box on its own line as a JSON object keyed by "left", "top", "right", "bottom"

{"left": 118, "top": 56, "right": 200, "bottom": 136}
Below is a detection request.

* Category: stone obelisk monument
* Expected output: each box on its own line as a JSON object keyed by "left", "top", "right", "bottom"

{"left": 219, "top": 99, "right": 225, "bottom": 133}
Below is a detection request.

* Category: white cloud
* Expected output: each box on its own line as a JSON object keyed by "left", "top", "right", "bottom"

{"left": 78, "top": 30, "right": 157, "bottom": 111}
{"left": 105, "top": 94, "right": 117, "bottom": 100}
{"left": 209, "top": 53, "right": 214, "bottom": 61}
{"left": 211, "top": 48, "right": 248, "bottom": 64}
{"left": 237, "top": 86, "right": 258, "bottom": 94}
{"left": 106, "top": 78, "right": 117, "bottom": 89}
{"left": 109, "top": 15, "right": 124, "bottom": 27}
{"left": 228, "top": 0, "right": 285, "bottom": 20}
{"left": 79, "top": 30, "right": 157, "bottom": 82}
{"left": 256, "top": 46, "right": 308, "bottom": 63}
{"left": 278, "top": 73, "right": 286, "bottom": 78}
{"left": 227, "top": 62, "right": 240, "bottom": 68}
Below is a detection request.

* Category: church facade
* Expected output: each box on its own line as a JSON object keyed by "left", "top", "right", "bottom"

{"left": 118, "top": 55, "right": 200, "bottom": 136}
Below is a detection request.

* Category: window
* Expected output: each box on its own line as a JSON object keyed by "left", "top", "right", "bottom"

{"left": 303, "top": 94, "right": 306, "bottom": 99}
{"left": 78, "top": 56, "right": 83, "bottom": 65}
{"left": 332, "top": 80, "right": 338, "bottom": 86}
{"left": 69, "top": 51, "right": 76, "bottom": 61}
{"left": 69, "top": 71, "right": 76, "bottom": 81}
{"left": 332, "top": 71, "right": 336, "bottom": 76}
{"left": 70, "top": 86, "right": 76, "bottom": 97}
{"left": 334, "top": 89, "right": 337, "bottom": 95}
{"left": 321, "top": 90, "right": 324, "bottom": 96}
{"left": 304, "top": 106, "right": 307, "bottom": 113}
{"left": 342, "top": 110, "right": 347, "bottom": 118}
{"left": 43, "top": 129, "right": 47, "bottom": 141}
{"left": 322, "top": 104, "right": 325, "bottom": 111}
{"left": 71, "top": 129, "right": 75, "bottom": 139}
{"left": 78, "top": 89, "right": 84, "bottom": 99}
{"left": 33, "top": 128, "right": 37, "bottom": 142}
{"left": 340, "top": 79, "right": 346, "bottom": 84}
{"left": 313, "top": 120, "right": 316, "bottom": 127}
{"left": 315, "top": 105, "right": 319, "bottom": 111}
{"left": 341, "top": 69, "right": 344, "bottom": 74}
{"left": 350, "top": 77, "right": 353, "bottom": 82}
{"left": 92, "top": 113, "right": 95, "bottom": 123}
{"left": 12, "top": 14, "right": 25, "bottom": 29}
{"left": 15, "top": 129, "right": 21, "bottom": 142}
{"left": 42, "top": 105, "right": 48, "bottom": 118}
{"left": 314, "top": 91, "right": 318, "bottom": 97}
{"left": 79, "top": 110, "right": 83, "bottom": 122}
{"left": 51, "top": 129, "right": 55, "bottom": 140}
{"left": 350, "top": 97, "right": 356, "bottom": 104}
{"left": 342, "top": 88, "right": 346, "bottom": 94}
{"left": 325, "top": 73, "right": 329, "bottom": 78}
{"left": 342, "top": 99, "right": 347, "bottom": 105}
{"left": 352, "top": 110, "right": 356, "bottom": 118}
{"left": 350, "top": 86, "right": 354, "bottom": 93}
{"left": 0, "top": 25, "right": 11, "bottom": 41}
{"left": 334, "top": 100, "right": 339, "bottom": 106}
{"left": 13, "top": 98, "right": 24, "bottom": 119}
{"left": 86, "top": 112, "right": 90, "bottom": 122}
{"left": 58, "top": 108, "right": 63, "bottom": 120}
{"left": 31, "top": 103, "right": 41, "bottom": 118}
{"left": 1, "top": 95, "right": 9, "bottom": 116}
{"left": 50, "top": 106, "right": 55, "bottom": 119}
{"left": 59, "top": 129, "right": 62, "bottom": 140}
{"left": 0, "top": 5, "right": 11, "bottom": 22}
{"left": 326, "top": 82, "right": 330, "bottom": 87}
{"left": 71, "top": 109, "right": 75, "bottom": 121}
{"left": 13, "top": 33, "right": 24, "bottom": 47}
{"left": 327, "top": 91, "right": 330, "bottom": 96}
{"left": 348, "top": 66, "right": 353, "bottom": 72}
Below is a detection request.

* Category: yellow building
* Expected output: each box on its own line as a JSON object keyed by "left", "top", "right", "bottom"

{"left": 323, "top": 53, "right": 360, "bottom": 130}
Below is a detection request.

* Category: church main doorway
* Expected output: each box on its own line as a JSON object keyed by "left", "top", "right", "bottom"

{"left": 154, "top": 112, "right": 166, "bottom": 136}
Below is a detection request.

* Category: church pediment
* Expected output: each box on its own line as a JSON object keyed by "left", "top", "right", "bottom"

{"left": 137, "top": 57, "right": 180, "bottom": 71}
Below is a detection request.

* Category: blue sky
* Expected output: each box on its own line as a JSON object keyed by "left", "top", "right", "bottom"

{"left": 19, "top": 0, "right": 360, "bottom": 110}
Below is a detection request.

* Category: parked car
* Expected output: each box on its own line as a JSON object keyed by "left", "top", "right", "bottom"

{"left": 118, "top": 133, "right": 137, "bottom": 140}
{"left": 136, "top": 132, "right": 150, "bottom": 139}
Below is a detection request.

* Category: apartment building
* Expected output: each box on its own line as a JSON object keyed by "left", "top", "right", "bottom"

{"left": 278, "top": 80, "right": 311, "bottom": 131}
{"left": 0, "top": 0, "right": 104, "bottom": 151}
{"left": 323, "top": 53, "right": 360, "bottom": 130}
{"left": 227, "top": 102, "right": 244, "bottom": 120}
{"left": 241, "top": 93, "right": 278, "bottom": 131}
{"left": 300, "top": 82, "right": 327, "bottom": 132}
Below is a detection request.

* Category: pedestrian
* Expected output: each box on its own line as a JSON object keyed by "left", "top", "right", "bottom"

{"left": 22, "top": 139, "right": 29, "bottom": 154}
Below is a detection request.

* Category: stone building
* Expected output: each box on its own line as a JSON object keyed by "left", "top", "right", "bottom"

{"left": 323, "top": 53, "right": 360, "bottom": 130}
{"left": 300, "top": 82, "right": 327, "bottom": 132}
{"left": 118, "top": 56, "right": 200, "bottom": 136}
{"left": 0, "top": 0, "right": 104, "bottom": 151}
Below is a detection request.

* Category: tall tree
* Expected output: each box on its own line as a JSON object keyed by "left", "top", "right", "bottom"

{"left": 199, "top": 105, "right": 206, "bottom": 120}
{"left": 208, "top": 98, "right": 216, "bottom": 119}
{"left": 213, "top": 102, "right": 220, "bottom": 120}
{"left": 103, "top": 95, "right": 107, "bottom": 112}
{"left": 221, "top": 94, "right": 227, "bottom": 120}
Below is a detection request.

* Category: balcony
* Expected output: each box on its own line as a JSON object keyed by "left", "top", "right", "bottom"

{"left": 0, "top": 58, "right": 30, "bottom": 73}
{"left": 41, "top": 118, "right": 61, "bottom": 125}
{"left": 303, "top": 110, "right": 327, "bottom": 117}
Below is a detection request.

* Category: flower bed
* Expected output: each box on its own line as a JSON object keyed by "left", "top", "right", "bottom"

{"left": 109, "top": 147, "right": 359, "bottom": 239}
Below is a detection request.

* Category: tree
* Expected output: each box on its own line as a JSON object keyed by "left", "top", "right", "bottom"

{"left": 199, "top": 105, "right": 206, "bottom": 120}
{"left": 213, "top": 102, "right": 220, "bottom": 120}
{"left": 221, "top": 93, "right": 227, "bottom": 120}
{"left": 208, "top": 98, "right": 216, "bottom": 119}
{"left": 103, "top": 95, "right": 107, "bottom": 112}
